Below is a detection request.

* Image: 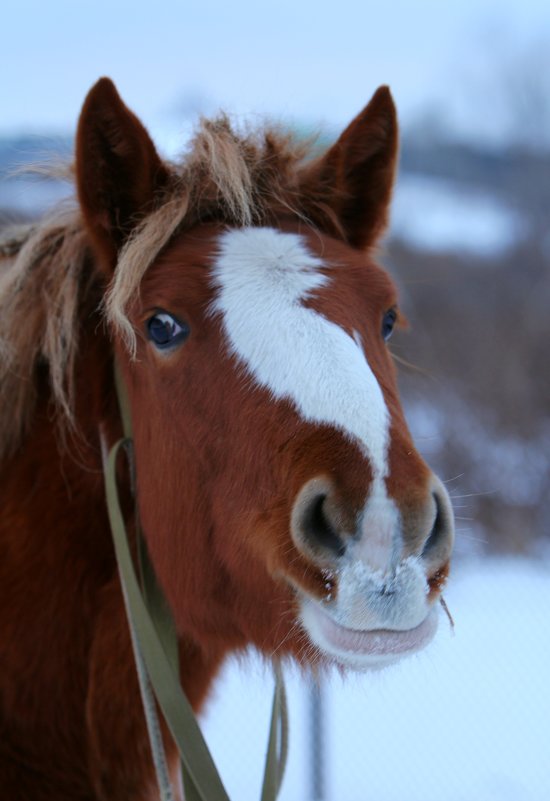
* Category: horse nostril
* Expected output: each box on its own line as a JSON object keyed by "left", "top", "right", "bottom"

{"left": 422, "top": 487, "right": 452, "bottom": 560}
{"left": 301, "top": 493, "right": 346, "bottom": 558}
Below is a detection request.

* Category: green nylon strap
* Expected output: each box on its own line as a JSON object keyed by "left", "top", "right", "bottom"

{"left": 136, "top": 526, "right": 180, "bottom": 688}
{"left": 123, "top": 582, "right": 176, "bottom": 801}
{"left": 106, "top": 439, "right": 231, "bottom": 801}
{"left": 113, "top": 366, "right": 186, "bottom": 797}
{"left": 136, "top": 521, "right": 201, "bottom": 801}
{"left": 104, "top": 438, "right": 289, "bottom": 801}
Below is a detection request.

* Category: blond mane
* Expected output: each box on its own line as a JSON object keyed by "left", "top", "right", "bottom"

{"left": 0, "top": 115, "right": 315, "bottom": 460}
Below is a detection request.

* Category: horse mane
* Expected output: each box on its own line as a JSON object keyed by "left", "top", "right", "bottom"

{"left": 0, "top": 115, "right": 321, "bottom": 461}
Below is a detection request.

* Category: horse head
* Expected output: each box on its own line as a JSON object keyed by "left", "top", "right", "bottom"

{"left": 76, "top": 78, "right": 454, "bottom": 676}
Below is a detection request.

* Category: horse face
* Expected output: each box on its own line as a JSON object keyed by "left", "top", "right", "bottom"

{"left": 76, "top": 78, "right": 454, "bottom": 669}
{"left": 121, "top": 221, "right": 453, "bottom": 669}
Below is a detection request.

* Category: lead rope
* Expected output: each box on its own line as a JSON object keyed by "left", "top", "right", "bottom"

{"left": 120, "top": 552, "right": 176, "bottom": 801}
{"left": 103, "top": 366, "right": 289, "bottom": 801}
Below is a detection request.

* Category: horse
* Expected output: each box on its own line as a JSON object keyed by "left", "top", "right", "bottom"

{"left": 0, "top": 77, "right": 454, "bottom": 800}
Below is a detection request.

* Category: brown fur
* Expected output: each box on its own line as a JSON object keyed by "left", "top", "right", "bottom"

{"left": 0, "top": 78, "right": 448, "bottom": 800}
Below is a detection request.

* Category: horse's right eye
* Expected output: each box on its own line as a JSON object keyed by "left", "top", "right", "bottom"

{"left": 147, "top": 312, "right": 190, "bottom": 350}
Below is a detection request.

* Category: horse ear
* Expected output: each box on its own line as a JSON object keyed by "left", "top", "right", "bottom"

{"left": 76, "top": 77, "right": 170, "bottom": 271}
{"left": 300, "top": 86, "right": 398, "bottom": 249}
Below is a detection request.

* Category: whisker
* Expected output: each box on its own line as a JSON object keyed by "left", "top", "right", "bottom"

{"left": 449, "top": 490, "right": 498, "bottom": 499}
{"left": 442, "top": 473, "right": 465, "bottom": 484}
{"left": 440, "top": 596, "right": 455, "bottom": 632}
{"left": 457, "top": 533, "right": 488, "bottom": 543}
{"left": 390, "top": 352, "right": 432, "bottom": 376}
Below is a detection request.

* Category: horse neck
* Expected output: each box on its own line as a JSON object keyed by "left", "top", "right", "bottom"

{"left": 0, "top": 323, "right": 118, "bottom": 585}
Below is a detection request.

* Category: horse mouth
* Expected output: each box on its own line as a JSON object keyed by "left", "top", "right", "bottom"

{"left": 300, "top": 599, "right": 438, "bottom": 668}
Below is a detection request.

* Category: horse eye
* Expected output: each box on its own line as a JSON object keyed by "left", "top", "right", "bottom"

{"left": 147, "top": 312, "right": 189, "bottom": 350}
{"left": 381, "top": 308, "right": 397, "bottom": 342}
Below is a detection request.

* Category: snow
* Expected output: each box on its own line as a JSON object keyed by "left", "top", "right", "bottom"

{"left": 404, "top": 397, "right": 550, "bottom": 517}
{"left": 200, "top": 558, "right": 550, "bottom": 800}
{"left": 390, "top": 174, "right": 525, "bottom": 256}
{"left": 0, "top": 175, "right": 72, "bottom": 216}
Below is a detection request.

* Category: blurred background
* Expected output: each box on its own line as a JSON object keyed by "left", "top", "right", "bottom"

{"left": 2, "top": 1, "right": 549, "bottom": 799}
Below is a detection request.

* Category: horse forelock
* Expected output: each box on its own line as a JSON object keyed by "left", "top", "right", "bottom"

{"left": 108, "top": 117, "right": 315, "bottom": 354}
{"left": 0, "top": 116, "right": 314, "bottom": 458}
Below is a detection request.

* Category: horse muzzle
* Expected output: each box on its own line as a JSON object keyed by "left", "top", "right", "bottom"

{"left": 290, "top": 472, "right": 454, "bottom": 668}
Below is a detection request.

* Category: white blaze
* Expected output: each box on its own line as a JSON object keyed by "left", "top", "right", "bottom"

{"left": 210, "top": 227, "right": 391, "bottom": 481}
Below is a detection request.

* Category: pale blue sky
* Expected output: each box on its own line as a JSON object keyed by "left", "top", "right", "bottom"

{"left": 2, "top": 0, "right": 550, "bottom": 147}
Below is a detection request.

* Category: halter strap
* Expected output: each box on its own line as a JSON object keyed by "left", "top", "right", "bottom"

{"left": 104, "top": 364, "right": 288, "bottom": 801}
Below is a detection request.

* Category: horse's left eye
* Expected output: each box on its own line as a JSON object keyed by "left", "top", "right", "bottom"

{"left": 381, "top": 308, "right": 397, "bottom": 341}
{"left": 147, "top": 312, "right": 189, "bottom": 350}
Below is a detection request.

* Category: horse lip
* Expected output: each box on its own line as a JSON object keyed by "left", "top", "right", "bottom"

{"left": 301, "top": 599, "right": 438, "bottom": 660}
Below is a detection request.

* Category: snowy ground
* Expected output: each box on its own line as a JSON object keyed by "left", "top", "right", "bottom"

{"left": 200, "top": 557, "right": 550, "bottom": 801}
{"left": 390, "top": 174, "right": 524, "bottom": 256}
